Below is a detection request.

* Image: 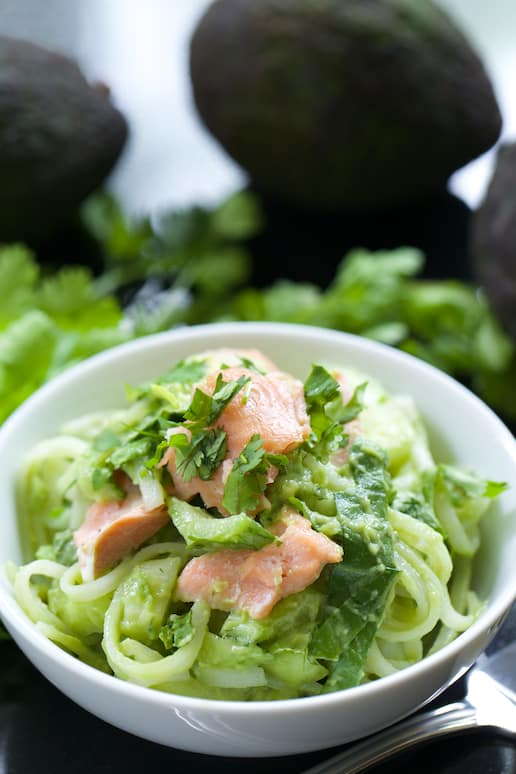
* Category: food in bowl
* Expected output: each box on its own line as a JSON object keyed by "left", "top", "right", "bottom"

{"left": 9, "top": 343, "right": 507, "bottom": 701}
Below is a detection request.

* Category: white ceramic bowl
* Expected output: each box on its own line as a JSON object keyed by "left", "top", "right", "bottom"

{"left": 0, "top": 322, "right": 515, "bottom": 757}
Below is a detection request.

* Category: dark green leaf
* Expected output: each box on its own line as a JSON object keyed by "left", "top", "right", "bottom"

{"left": 311, "top": 439, "right": 398, "bottom": 690}
{"left": 175, "top": 428, "right": 227, "bottom": 482}
{"left": 222, "top": 434, "right": 284, "bottom": 514}
{"left": 304, "top": 365, "right": 341, "bottom": 406}
{"left": 185, "top": 373, "right": 250, "bottom": 426}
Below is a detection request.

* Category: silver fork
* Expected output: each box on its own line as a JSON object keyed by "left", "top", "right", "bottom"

{"left": 303, "top": 642, "right": 516, "bottom": 774}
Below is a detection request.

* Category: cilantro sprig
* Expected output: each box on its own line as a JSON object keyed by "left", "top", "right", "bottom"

{"left": 304, "top": 365, "right": 366, "bottom": 459}
{"left": 223, "top": 434, "right": 287, "bottom": 514}
{"left": 1, "top": 190, "right": 515, "bottom": 438}
{"left": 175, "top": 428, "right": 227, "bottom": 482}
{"left": 172, "top": 372, "right": 251, "bottom": 483}
{"left": 185, "top": 373, "right": 251, "bottom": 425}
{"left": 90, "top": 409, "right": 176, "bottom": 492}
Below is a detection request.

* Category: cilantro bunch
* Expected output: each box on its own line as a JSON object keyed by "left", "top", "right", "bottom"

{"left": 0, "top": 188, "right": 514, "bottom": 437}
{"left": 0, "top": 190, "right": 262, "bottom": 424}
{"left": 229, "top": 248, "right": 516, "bottom": 422}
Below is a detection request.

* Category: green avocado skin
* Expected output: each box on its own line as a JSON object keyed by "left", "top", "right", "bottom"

{"left": 471, "top": 143, "right": 516, "bottom": 342}
{"left": 190, "top": 0, "right": 502, "bottom": 210}
{"left": 0, "top": 36, "right": 128, "bottom": 242}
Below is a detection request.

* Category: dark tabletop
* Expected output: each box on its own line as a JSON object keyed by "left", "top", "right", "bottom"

{"left": 1, "top": 606, "right": 515, "bottom": 774}
{"left": 1, "top": 3, "right": 515, "bottom": 771}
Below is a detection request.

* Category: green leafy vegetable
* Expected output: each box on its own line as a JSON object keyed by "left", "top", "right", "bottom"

{"left": 304, "top": 365, "right": 342, "bottom": 429}
{"left": 304, "top": 365, "right": 366, "bottom": 459}
{"left": 0, "top": 244, "right": 39, "bottom": 326}
{"left": 311, "top": 439, "right": 398, "bottom": 690}
{"left": 175, "top": 428, "right": 227, "bottom": 483}
{"left": 392, "top": 490, "right": 442, "bottom": 534}
{"left": 1, "top": 191, "right": 515, "bottom": 444}
{"left": 168, "top": 497, "right": 276, "bottom": 551}
{"left": 185, "top": 373, "right": 250, "bottom": 425}
{"left": 223, "top": 434, "right": 287, "bottom": 514}
{"left": 0, "top": 310, "right": 57, "bottom": 422}
{"left": 169, "top": 372, "right": 250, "bottom": 483}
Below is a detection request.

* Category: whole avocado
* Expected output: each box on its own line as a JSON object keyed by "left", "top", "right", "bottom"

{"left": 0, "top": 36, "right": 127, "bottom": 242}
{"left": 471, "top": 143, "right": 516, "bottom": 342}
{"left": 190, "top": 0, "right": 502, "bottom": 210}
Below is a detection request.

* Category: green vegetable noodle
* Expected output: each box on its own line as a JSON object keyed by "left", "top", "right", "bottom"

{"left": 10, "top": 346, "right": 506, "bottom": 700}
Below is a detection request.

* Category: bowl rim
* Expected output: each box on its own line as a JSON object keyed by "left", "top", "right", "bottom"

{"left": 1, "top": 320, "right": 515, "bottom": 715}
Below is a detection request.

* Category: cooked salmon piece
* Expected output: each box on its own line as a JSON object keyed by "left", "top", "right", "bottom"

{"left": 160, "top": 445, "right": 276, "bottom": 515}
{"left": 175, "top": 508, "right": 342, "bottom": 619}
{"left": 73, "top": 478, "right": 169, "bottom": 581}
{"left": 208, "top": 366, "right": 311, "bottom": 458}
{"left": 161, "top": 366, "right": 311, "bottom": 515}
{"left": 268, "top": 509, "right": 343, "bottom": 597}
{"left": 160, "top": 441, "right": 232, "bottom": 512}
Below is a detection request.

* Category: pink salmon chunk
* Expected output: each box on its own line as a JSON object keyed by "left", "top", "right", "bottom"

{"left": 73, "top": 480, "right": 169, "bottom": 581}
{"left": 175, "top": 508, "right": 342, "bottom": 619}
{"left": 161, "top": 365, "right": 311, "bottom": 515}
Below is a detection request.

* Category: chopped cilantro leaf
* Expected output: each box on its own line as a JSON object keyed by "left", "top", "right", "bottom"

{"left": 175, "top": 428, "right": 227, "bottom": 482}
{"left": 109, "top": 437, "right": 152, "bottom": 468}
{"left": 158, "top": 358, "right": 207, "bottom": 385}
{"left": 184, "top": 387, "right": 213, "bottom": 424}
{"left": 303, "top": 366, "right": 366, "bottom": 459}
{"left": 304, "top": 365, "right": 341, "bottom": 406}
{"left": 92, "top": 428, "right": 121, "bottom": 452}
{"left": 185, "top": 373, "right": 251, "bottom": 425}
{"left": 223, "top": 434, "right": 287, "bottom": 514}
{"left": 336, "top": 382, "right": 367, "bottom": 425}
{"left": 304, "top": 366, "right": 342, "bottom": 442}
{"left": 240, "top": 356, "right": 266, "bottom": 374}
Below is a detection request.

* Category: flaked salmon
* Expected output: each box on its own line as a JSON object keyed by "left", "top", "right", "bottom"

{"left": 175, "top": 508, "right": 342, "bottom": 619}
{"left": 208, "top": 366, "right": 310, "bottom": 457}
{"left": 73, "top": 476, "right": 169, "bottom": 581}
{"left": 161, "top": 364, "right": 311, "bottom": 515}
